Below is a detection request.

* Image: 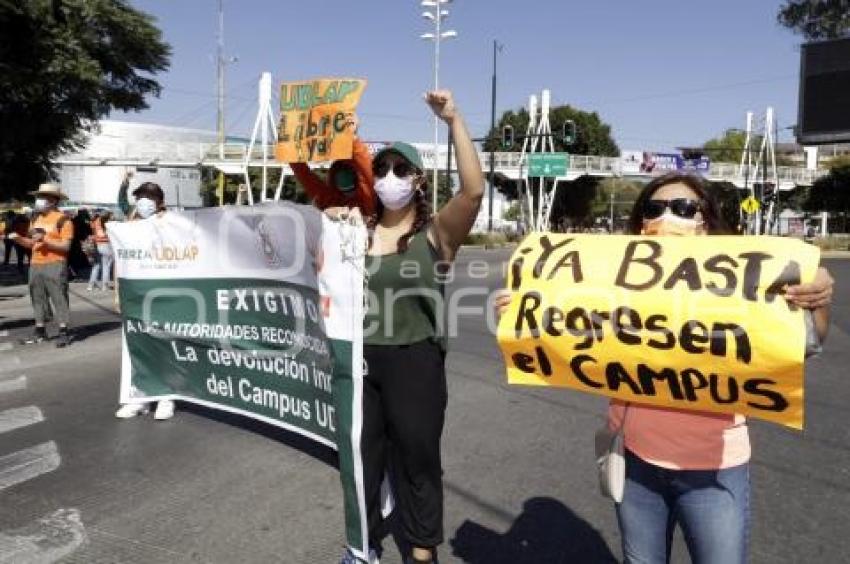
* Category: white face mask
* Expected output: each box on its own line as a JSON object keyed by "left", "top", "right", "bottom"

{"left": 135, "top": 197, "right": 158, "bottom": 219}
{"left": 642, "top": 212, "right": 704, "bottom": 236}
{"left": 375, "top": 171, "right": 416, "bottom": 211}
{"left": 34, "top": 198, "right": 51, "bottom": 212}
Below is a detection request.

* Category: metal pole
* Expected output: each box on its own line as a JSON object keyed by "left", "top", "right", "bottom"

{"left": 431, "top": 7, "right": 440, "bottom": 211}
{"left": 488, "top": 40, "right": 498, "bottom": 232}
{"left": 759, "top": 144, "right": 767, "bottom": 235}
{"left": 216, "top": 0, "right": 225, "bottom": 206}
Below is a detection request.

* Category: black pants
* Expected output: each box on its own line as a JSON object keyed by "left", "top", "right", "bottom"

{"left": 363, "top": 339, "right": 447, "bottom": 549}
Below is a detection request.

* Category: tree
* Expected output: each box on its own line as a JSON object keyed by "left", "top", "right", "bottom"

{"left": 200, "top": 167, "right": 311, "bottom": 207}
{"left": 702, "top": 129, "right": 797, "bottom": 167}
{"left": 703, "top": 129, "right": 747, "bottom": 164}
{"left": 483, "top": 105, "right": 619, "bottom": 157}
{"left": 803, "top": 161, "right": 850, "bottom": 231}
{"left": 0, "top": 1, "right": 171, "bottom": 200}
{"left": 778, "top": 0, "right": 850, "bottom": 40}
{"left": 433, "top": 171, "right": 454, "bottom": 210}
{"left": 548, "top": 176, "right": 599, "bottom": 229}
{"left": 483, "top": 104, "right": 619, "bottom": 218}
{"left": 503, "top": 201, "right": 521, "bottom": 222}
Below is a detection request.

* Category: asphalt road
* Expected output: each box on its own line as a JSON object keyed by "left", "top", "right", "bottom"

{"left": 0, "top": 250, "right": 848, "bottom": 564}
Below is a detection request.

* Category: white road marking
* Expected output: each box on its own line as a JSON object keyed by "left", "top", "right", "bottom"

{"left": 0, "top": 406, "right": 43, "bottom": 435}
{"left": 0, "top": 376, "right": 26, "bottom": 394}
{"left": 0, "top": 508, "right": 87, "bottom": 563}
{"left": 0, "top": 441, "right": 60, "bottom": 492}
{"left": 0, "top": 343, "right": 12, "bottom": 352}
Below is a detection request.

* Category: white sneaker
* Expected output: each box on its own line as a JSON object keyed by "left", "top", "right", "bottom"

{"left": 115, "top": 403, "right": 150, "bottom": 418}
{"left": 154, "top": 400, "right": 175, "bottom": 420}
{"left": 340, "top": 548, "right": 380, "bottom": 564}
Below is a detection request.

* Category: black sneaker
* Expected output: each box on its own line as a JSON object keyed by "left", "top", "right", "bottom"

{"left": 55, "top": 328, "right": 72, "bottom": 348}
{"left": 21, "top": 328, "right": 47, "bottom": 345}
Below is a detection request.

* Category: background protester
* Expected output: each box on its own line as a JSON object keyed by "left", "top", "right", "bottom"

{"left": 2, "top": 210, "right": 15, "bottom": 267}
{"left": 11, "top": 183, "right": 74, "bottom": 347}
{"left": 115, "top": 182, "right": 176, "bottom": 421}
{"left": 87, "top": 210, "right": 114, "bottom": 291}
{"left": 69, "top": 208, "right": 93, "bottom": 279}
{"left": 332, "top": 90, "right": 484, "bottom": 564}
{"left": 290, "top": 113, "right": 377, "bottom": 216}
{"left": 12, "top": 209, "right": 32, "bottom": 273}
{"left": 606, "top": 174, "right": 831, "bottom": 564}
{"left": 497, "top": 172, "right": 833, "bottom": 564}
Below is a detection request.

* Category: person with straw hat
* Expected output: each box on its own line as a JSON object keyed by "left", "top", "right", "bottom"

{"left": 10, "top": 183, "right": 74, "bottom": 347}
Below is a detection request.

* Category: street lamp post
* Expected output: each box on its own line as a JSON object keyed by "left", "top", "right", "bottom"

{"left": 215, "top": 0, "right": 237, "bottom": 206}
{"left": 488, "top": 40, "right": 503, "bottom": 231}
{"left": 420, "top": 0, "right": 457, "bottom": 211}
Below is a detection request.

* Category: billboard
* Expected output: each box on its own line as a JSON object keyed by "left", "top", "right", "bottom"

{"left": 622, "top": 152, "right": 711, "bottom": 175}
{"left": 798, "top": 37, "right": 850, "bottom": 145}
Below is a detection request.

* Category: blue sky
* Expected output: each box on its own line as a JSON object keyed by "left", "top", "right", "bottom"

{"left": 120, "top": 0, "right": 805, "bottom": 152}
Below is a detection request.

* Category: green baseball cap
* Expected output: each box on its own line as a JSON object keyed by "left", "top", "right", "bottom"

{"left": 374, "top": 142, "right": 424, "bottom": 171}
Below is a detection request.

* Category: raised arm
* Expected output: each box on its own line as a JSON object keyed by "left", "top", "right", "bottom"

{"left": 427, "top": 90, "right": 484, "bottom": 262}
{"left": 118, "top": 171, "right": 132, "bottom": 215}
{"left": 291, "top": 161, "right": 340, "bottom": 209}
{"left": 351, "top": 136, "right": 376, "bottom": 216}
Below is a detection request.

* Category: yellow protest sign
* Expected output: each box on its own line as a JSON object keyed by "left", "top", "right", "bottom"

{"left": 497, "top": 234, "right": 820, "bottom": 429}
{"left": 741, "top": 196, "right": 760, "bottom": 214}
{"left": 275, "top": 78, "right": 367, "bottom": 163}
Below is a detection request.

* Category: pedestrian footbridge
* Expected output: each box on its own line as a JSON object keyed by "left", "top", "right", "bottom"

{"left": 55, "top": 140, "right": 827, "bottom": 191}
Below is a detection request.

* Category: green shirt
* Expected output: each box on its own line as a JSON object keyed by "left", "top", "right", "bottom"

{"left": 363, "top": 229, "right": 445, "bottom": 347}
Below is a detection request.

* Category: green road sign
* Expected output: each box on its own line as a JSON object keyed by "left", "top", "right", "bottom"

{"left": 528, "top": 153, "right": 570, "bottom": 177}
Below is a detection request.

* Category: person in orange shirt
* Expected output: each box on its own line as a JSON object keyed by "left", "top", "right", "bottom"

{"left": 290, "top": 114, "right": 377, "bottom": 216}
{"left": 12, "top": 183, "right": 75, "bottom": 347}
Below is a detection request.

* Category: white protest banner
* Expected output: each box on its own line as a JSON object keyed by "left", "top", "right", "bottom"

{"left": 108, "top": 202, "right": 372, "bottom": 558}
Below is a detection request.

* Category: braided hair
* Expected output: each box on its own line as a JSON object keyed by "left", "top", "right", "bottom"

{"left": 367, "top": 172, "right": 433, "bottom": 254}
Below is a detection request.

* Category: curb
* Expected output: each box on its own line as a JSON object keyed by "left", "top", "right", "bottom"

{"left": 821, "top": 251, "right": 850, "bottom": 259}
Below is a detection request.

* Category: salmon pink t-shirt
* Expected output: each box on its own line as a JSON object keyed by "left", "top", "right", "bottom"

{"left": 607, "top": 401, "right": 750, "bottom": 470}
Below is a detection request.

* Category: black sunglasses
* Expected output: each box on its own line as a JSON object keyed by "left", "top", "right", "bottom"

{"left": 373, "top": 159, "right": 415, "bottom": 179}
{"left": 642, "top": 198, "right": 701, "bottom": 220}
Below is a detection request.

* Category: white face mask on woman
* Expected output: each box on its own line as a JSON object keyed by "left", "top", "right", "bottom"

{"left": 33, "top": 198, "right": 51, "bottom": 212}
{"left": 135, "top": 197, "right": 158, "bottom": 219}
{"left": 374, "top": 171, "right": 416, "bottom": 211}
{"left": 642, "top": 212, "right": 704, "bottom": 236}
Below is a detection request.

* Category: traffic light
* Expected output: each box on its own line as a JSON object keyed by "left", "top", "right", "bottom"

{"left": 763, "top": 182, "right": 776, "bottom": 202}
{"left": 501, "top": 125, "right": 514, "bottom": 149}
{"left": 562, "top": 120, "right": 576, "bottom": 146}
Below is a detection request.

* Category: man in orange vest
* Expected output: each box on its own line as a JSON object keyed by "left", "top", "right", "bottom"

{"left": 11, "top": 183, "right": 74, "bottom": 347}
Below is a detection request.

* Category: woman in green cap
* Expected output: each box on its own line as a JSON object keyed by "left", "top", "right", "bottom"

{"left": 333, "top": 89, "right": 484, "bottom": 564}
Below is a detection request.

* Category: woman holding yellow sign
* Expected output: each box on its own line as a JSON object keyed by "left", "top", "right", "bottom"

{"left": 330, "top": 90, "right": 483, "bottom": 564}
{"left": 496, "top": 172, "right": 833, "bottom": 564}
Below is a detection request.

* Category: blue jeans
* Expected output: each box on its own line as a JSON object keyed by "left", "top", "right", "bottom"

{"left": 88, "top": 243, "right": 113, "bottom": 289}
{"left": 616, "top": 450, "right": 750, "bottom": 564}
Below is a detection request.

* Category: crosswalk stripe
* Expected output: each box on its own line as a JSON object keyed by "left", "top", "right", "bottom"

{"left": 0, "top": 376, "right": 26, "bottom": 394}
{"left": 0, "top": 441, "right": 61, "bottom": 491}
{"left": 0, "top": 508, "right": 86, "bottom": 562}
{"left": 0, "top": 406, "right": 43, "bottom": 434}
{"left": 0, "top": 343, "right": 12, "bottom": 352}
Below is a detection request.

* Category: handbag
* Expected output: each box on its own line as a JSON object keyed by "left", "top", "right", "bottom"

{"left": 594, "top": 405, "right": 627, "bottom": 503}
